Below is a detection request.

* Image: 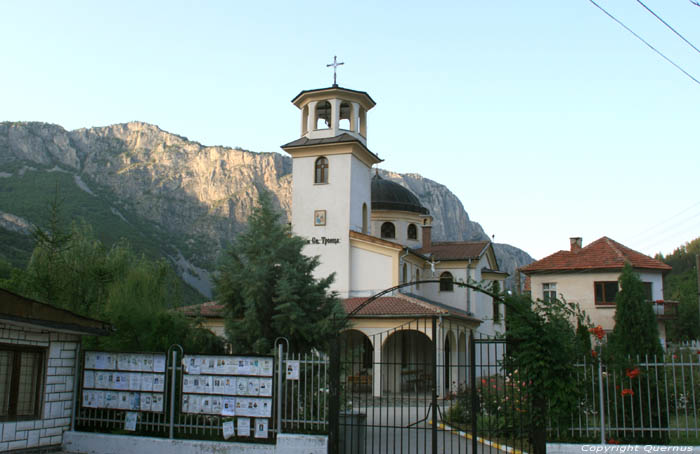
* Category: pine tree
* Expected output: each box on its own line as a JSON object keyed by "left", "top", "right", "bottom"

{"left": 608, "top": 263, "right": 663, "bottom": 361}
{"left": 215, "top": 191, "right": 345, "bottom": 354}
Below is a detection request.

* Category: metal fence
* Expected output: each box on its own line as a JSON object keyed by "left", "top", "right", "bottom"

{"left": 549, "top": 350, "right": 700, "bottom": 443}
{"left": 74, "top": 346, "right": 330, "bottom": 441}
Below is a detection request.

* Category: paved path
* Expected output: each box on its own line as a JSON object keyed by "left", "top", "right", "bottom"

{"left": 342, "top": 399, "right": 525, "bottom": 454}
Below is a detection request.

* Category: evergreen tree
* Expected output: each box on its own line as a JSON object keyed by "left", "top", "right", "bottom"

{"left": 215, "top": 191, "right": 345, "bottom": 354}
{"left": 607, "top": 263, "right": 663, "bottom": 361}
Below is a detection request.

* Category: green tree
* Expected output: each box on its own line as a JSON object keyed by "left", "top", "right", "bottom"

{"left": 659, "top": 237, "right": 700, "bottom": 341}
{"left": 2, "top": 212, "right": 223, "bottom": 353}
{"left": 607, "top": 263, "right": 663, "bottom": 361}
{"left": 215, "top": 191, "right": 345, "bottom": 354}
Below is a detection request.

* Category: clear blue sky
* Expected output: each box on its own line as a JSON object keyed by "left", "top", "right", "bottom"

{"left": 2, "top": 0, "right": 699, "bottom": 259}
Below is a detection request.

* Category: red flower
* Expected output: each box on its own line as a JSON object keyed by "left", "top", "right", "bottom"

{"left": 625, "top": 368, "right": 640, "bottom": 379}
{"left": 621, "top": 388, "right": 634, "bottom": 397}
{"left": 589, "top": 325, "right": 605, "bottom": 340}
{"left": 591, "top": 350, "right": 598, "bottom": 358}
{"left": 481, "top": 379, "right": 487, "bottom": 385}
{"left": 607, "top": 438, "right": 620, "bottom": 444}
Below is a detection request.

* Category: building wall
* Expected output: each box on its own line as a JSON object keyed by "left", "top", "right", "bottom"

{"left": 0, "top": 322, "right": 80, "bottom": 452}
{"left": 349, "top": 244, "right": 395, "bottom": 297}
{"left": 529, "top": 270, "right": 665, "bottom": 336}
{"left": 291, "top": 153, "right": 353, "bottom": 295}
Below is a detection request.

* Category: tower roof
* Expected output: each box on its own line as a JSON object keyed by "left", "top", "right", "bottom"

{"left": 291, "top": 86, "right": 376, "bottom": 110}
{"left": 371, "top": 174, "right": 429, "bottom": 215}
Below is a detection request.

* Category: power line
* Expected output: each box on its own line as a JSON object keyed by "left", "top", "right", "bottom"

{"left": 586, "top": 0, "right": 700, "bottom": 85}
{"left": 627, "top": 201, "right": 700, "bottom": 241}
{"left": 635, "top": 0, "right": 700, "bottom": 55}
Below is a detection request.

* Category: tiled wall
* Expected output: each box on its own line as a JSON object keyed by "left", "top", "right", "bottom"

{"left": 0, "top": 322, "right": 80, "bottom": 451}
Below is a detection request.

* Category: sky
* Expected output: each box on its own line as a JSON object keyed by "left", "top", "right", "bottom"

{"left": 1, "top": 0, "right": 699, "bottom": 260}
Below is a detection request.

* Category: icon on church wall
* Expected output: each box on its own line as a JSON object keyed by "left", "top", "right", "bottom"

{"left": 314, "top": 210, "right": 326, "bottom": 226}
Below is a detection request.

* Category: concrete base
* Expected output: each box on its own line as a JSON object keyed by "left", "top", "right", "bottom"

{"left": 63, "top": 431, "right": 327, "bottom": 454}
{"left": 548, "top": 444, "right": 700, "bottom": 454}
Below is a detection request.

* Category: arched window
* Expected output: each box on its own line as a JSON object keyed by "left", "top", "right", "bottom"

{"left": 440, "top": 272, "right": 454, "bottom": 292}
{"left": 407, "top": 223, "right": 417, "bottom": 240}
{"left": 316, "top": 101, "right": 331, "bottom": 129}
{"left": 315, "top": 157, "right": 328, "bottom": 184}
{"left": 381, "top": 222, "right": 395, "bottom": 239}
{"left": 339, "top": 101, "right": 351, "bottom": 130}
{"left": 362, "top": 203, "right": 368, "bottom": 234}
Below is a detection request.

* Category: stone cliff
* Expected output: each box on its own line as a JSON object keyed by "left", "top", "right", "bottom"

{"left": 0, "top": 121, "right": 533, "bottom": 297}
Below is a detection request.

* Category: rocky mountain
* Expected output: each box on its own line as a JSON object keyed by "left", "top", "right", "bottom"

{"left": 0, "top": 121, "right": 533, "bottom": 298}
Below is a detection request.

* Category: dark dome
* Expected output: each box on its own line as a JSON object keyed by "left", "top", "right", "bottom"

{"left": 371, "top": 174, "right": 429, "bottom": 215}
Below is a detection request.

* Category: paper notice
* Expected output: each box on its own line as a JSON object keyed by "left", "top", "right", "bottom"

{"left": 222, "top": 420, "right": 235, "bottom": 440}
{"left": 124, "top": 412, "right": 138, "bottom": 431}
{"left": 237, "top": 417, "right": 251, "bottom": 437}
{"left": 254, "top": 418, "right": 269, "bottom": 438}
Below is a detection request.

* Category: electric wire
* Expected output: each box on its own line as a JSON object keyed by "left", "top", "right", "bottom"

{"left": 631, "top": 202, "right": 700, "bottom": 240}
{"left": 627, "top": 201, "right": 700, "bottom": 242}
{"left": 586, "top": 0, "right": 700, "bottom": 85}
{"left": 635, "top": 0, "right": 700, "bottom": 55}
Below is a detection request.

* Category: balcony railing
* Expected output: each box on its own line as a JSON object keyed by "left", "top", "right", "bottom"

{"left": 651, "top": 299, "right": 679, "bottom": 319}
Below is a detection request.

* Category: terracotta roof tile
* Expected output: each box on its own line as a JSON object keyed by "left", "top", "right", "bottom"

{"left": 177, "top": 301, "right": 225, "bottom": 318}
{"left": 414, "top": 241, "right": 490, "bottom": 261}
{"left": 343, "top": 294, "right": 479, "bottom": 322}
{"left": 520, "top": 237, "right": 671, "bottom": 274}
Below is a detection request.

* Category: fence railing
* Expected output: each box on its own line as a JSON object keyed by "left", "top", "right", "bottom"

{"left": 74, "top": 346, "right": 330, "bottom": 442}
{"left": 549, "top": 350, "right": 700, "bottom": 443}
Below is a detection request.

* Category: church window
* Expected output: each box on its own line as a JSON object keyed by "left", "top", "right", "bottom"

{"left": 440, "top": 272, "right": 454, "bottom": 292}
{"left": 402, "top": 263, "right": 408, "bottom": 284}
{"left": 315, "top": 101, "right": 331, "bottom": 129}
{"left": 416, "top": 269, "right": 420, "bottom": 289}
{"left": 315, "top": 157, "right": 329, "bottom": 184}
{"left": 339, "top": 101, "right": 351, "bottom": 130}
{"left": 407, "top": 223, "right": 417, "bottom": 240}
{"left": 362, "top": 203, "right": 368, "bottom": 234}
{"left": 380, "top": 222, "right": 395, "bottom": 239}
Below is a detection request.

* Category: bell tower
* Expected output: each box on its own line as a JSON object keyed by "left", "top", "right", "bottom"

{"left": 281, "top": 82, "right": 381, "bottom": 297}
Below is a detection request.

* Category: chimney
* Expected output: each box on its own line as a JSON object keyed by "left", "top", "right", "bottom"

{"left": 422, "top": 217, "right": 433, "bottom": 250}
{"left": 570, "top": 237, "right": 582, "bottom": 252}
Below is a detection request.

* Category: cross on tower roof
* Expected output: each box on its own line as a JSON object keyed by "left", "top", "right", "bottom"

{"left": 326, "top": 55, "right": 344, "bottom": 87}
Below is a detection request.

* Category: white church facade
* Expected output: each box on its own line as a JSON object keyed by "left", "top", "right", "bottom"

{"left": 281, "top": 83, "right": 506, "bottom": 397}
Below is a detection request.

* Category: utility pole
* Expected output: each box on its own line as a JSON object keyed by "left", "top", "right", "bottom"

{"left": 696, "top": 254, "right": 700, "bottom": 329}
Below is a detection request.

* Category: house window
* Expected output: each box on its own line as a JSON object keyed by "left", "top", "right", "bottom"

{"left": 380, "top": 222, "right": 395, "bottom": 239}
{"left": 416, "top": 269, "right": 420, "bottom": 289}
{"left": 642, "top": 282, "right": 652, "bottom": 301}
{"left": 440, "top": 272, "right": 454, "bottom": 292}
{"left": 0, "top": 344, "right": 45, "bottom": 421}
{"left": 595, "top": 281, "right": 618, "bottom": 305}
{"left": 407, "top": 223, "right": 417, "bottom": 240}
{"left": 314, "top": 157, "right": 328, "bottom": 184}
{"left": 543, "top": 283, "right": 557, "bottom": 302}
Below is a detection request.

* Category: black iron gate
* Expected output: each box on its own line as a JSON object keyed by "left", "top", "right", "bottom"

{"left": 329, "top": 315, "right": 542, "bottom": 454}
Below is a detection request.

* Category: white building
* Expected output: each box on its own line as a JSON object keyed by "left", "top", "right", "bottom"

{"left": 0, "top": 287, "right": 111, "bottom": 451}
{"left": 281, "top": 83, "right": 506, "bottom": 396}
{"left": 520, "top": 236, "right": 676, "bottom": 344}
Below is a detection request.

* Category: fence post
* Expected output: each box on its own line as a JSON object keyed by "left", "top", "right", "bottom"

{"left": 169, "top": 349, "right": 177, "bottom": 439}
{"left": 598, "top": 359, "right": 606, "bottom": 444}
{"left": 328, "top": 333, "right": 340, "bottom": 454}
{"left": 469, "top": 330, "right": 477, "bottom": 454}
{"left": 70, "top": 343, "right": 81, "bottom": 431}
{"left": 431, "top": 316, "right": 438, "bottom": 454}
{"left": 277, "top": 342, "right": 284, "bottom": 434}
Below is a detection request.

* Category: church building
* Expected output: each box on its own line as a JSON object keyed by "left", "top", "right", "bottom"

{"left": 280, "top": 82, "right": 506, "bottom": 397}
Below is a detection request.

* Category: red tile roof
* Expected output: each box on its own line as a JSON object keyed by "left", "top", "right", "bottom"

{"left": 177, "top": 301, "right": 225, "bottom": 318}
{"left": 414, "top": 241, "right": 490, "bottom": 261}
{"left": 179, "top": 295, "right": 480, "bottom": 323}
{"left": 520, "top": 237, "right": 671, "bottom": 274}
{"left": 343, "top": 294, "right": 479, "bottom": 322}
